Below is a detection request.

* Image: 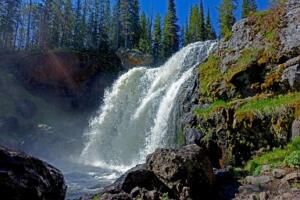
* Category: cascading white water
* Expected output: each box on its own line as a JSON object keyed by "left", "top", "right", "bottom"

{"left": 80, "top": 41, "right": 217, "bottom": 171}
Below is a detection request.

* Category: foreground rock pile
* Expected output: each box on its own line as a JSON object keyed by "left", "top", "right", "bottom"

{"left": 0, "top": 146, "right": 66, "bottom": 200}
{"left": 235, "top": 166, "right": 300, "bottom": 200}
{"left": 92, "top": 145, "right": 214, "bottom": 200}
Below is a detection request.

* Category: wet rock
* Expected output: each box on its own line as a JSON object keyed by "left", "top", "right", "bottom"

{"left": 116, "top": 48, "right": 153, "bottom": 69}
{"left": 280, "top": 0, "right": 300, "bottom": 54}
{"left": 101, "top": 192, "right": 132, "bottom": 200}
{"left": 281, "top": 64, "right": 300, "bottom": 91}
{"left": 259, "top": 191, "right": 269, "bottom": 200}
{"left": 103, "top": 164, "right": 170, "bottom": 195}
{"left": 130, "top": 187, "right": 141, "bottom": 198}
{"left": 245, "top": 175, "right": 273, "bottom": 185}
{"left": 238, "top": 184, "right": 262, "bottom": 194}
{"left": 261, "top": 165, "right": 271, "bottom": 174}
{"left": 272, "top": 169, "right": 287, "bottom": 179}
{"left": 0, "top": 146, "right": 66, "bottom": 200}
{"left": 292, "top": 119, "right": 300, "bottom": 139}
{"left": 143, "top": 190, "right": 160, "bottom": 200}
{"left": 281, "top": 172, "right": 300, "bottom": 184}
{"left": 146, "top": 144, "right": 214, "bottom": 199}
{"left": 184, "top": 127, "right": 203, "bottom": 145}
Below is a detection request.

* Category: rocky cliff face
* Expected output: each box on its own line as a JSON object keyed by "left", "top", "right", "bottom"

{"left": 181, "top": 0, "right": 300, "bottom": 167}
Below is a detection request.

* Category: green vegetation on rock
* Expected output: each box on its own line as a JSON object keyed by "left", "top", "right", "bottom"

{"left": 196, "top": 92, "right": 300, "bottom": 120}
{"left": 198, "top": 55, "right": 222, "bottom": 101}
{"left": 195, "top": 100, "right": 229, "bottom": 120}
{"left": 246, "top": 137, "right": 300, "bottom": 175}
{"left": 237, "top": 92, "right": 300, "bottom": 116}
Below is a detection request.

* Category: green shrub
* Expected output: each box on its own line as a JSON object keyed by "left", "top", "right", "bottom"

{"left": 162, "top": 193, "right": 169, "bottom": 200}
{"left": 285, "top": 151, "right": 300, "bottom": 168}
{"left": 237, "top": 92, "right": 300, "bottom": 116}
{"left": 246, "top": 137, "right": 300, "bottom": 175}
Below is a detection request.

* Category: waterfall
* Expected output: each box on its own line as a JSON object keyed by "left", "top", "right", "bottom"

{"left": 80, "top": 41, "right": 217, "bottom": 172}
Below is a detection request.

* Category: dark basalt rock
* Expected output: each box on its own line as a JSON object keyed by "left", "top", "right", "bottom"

{"left": 0, "top": 146, "right": 66, "bottom": 200}
{"left": 103, "top": 164, "right": 171, "bottom": 196}
{"left": 96, "top": 145, "right": 214, "bottom": 200}
{"left": 184, "top": 127, "right": 203, "bottom": 145}
{"left": 146, "top": 145, "right": 215, "bottom": 200}
{"left": 282, "top": 64, "right": 300, "bottom": 91}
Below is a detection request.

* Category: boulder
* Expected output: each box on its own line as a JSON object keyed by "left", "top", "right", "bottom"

{"left": 101, "top": 193, "right": 132, "bottom": 200}
{"left": 272, "top": 169, "right": 287, "bottom": 179}
{"left": 184, "top": 127, "right": 203, "bottom": 145}
{"left": 245, "top": 175, "right": 273, "bottom": 185}
{"left": 292, "top": 119, "right": 300, "bottom": 139}
{"left": 0, "top": 146, "right": 66, "bottom": 200}
{"left": 281, "top": 64, "right": 300, "bottom": 91}
{"left": 103, "top": 164, "right": 171, "bottom": 195}
{"left": 146, "top": 145, "right": 215, "bottom": 200}
{"left": 280, "top": 0, "right": 300, "bottom": 54}
{"left": 116, "top": 48, "right": 153, "bottom": 69}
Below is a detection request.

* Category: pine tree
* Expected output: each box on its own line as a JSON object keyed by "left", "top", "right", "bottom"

{"left": 52, "top": 0, "right": 64, "bottom": 48}
{"left": 0, "top": 0, "right": 5, "bottom": 48}
{"left": 1, "top": 0, "right": 22, "bottom": 49}
{"left": 219, "top": 0, "right": 236, "bottom": 39}
{"left": 40, "top": 0, "right": 52, "bottom": 48}
{"left": 26, "top": 0, "right": 33, "bottom": 48}
{"left": 99, "top": 0, "right": 111, "bottom": 51}
{"left": 242, "top": 0, "right": 257, "bottom": 18}
{"left": 163, "top": 0, "right": 179, "bottom": 59}
{"left": 199, "top": 0, "right": 205, "bottom": 40}
{"left": 205, "top": 9, "right": 216, "bottom": 40}
{"left": 62, "top": 0, "right": 75, "bottom": 47}
{"left": 119, "top": 0, "right": 131, "bottom": 48}
{"left": 31, "top": 3, "right": 43, "bottom": 47}
{"left": 153, "top": 13, "right": 162, "bottom": 63}
{"left": 111, "top": 0, "right": 121, "bottom": 49}
{"left": 184, "top": 21, "right": 190, "bottom": 46}
{"left": 138, "top": 12, "right": 151, "bottom": 53}
{"left": 180, "top": 25, "right": 185, "bottom": 47}
{"left": 118, "top": 0, "right": 140, "bottom": 49}
{"left": 131, "top": 0, "right": 140, "bottom": 48}
{"left": 187, "top": 5, "right": 201, "bottom": 43}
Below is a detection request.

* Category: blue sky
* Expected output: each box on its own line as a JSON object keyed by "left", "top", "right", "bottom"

{"left": 139, "top": 0, "right": 269, "bottom": 34}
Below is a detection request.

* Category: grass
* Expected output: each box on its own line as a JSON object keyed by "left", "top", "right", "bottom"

{"left": 246, "top": 137, "right": 300, "bottom": 175}
{"left": 236, "top": 92, "right": 300, "bottom": 116}
{"left": 198, "top": 55, "right": 222, "bottom": 98}
{"left": 92, "top": 194, "right": 101, "bottom": 200}
{"left": 195, "top": 92, "right": 300, "bottom": 120}
{"left": 195, "top": 100, "right": 229, "bottom": 119}
{"left": 225, "top": 48, "right": 262, "bottom": 82}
